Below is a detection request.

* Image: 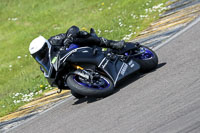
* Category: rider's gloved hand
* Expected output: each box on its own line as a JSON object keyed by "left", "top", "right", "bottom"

{"left": 63, "top": 35, "right": 73, "bottom": 47}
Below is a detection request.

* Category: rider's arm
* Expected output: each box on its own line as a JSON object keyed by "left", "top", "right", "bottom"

{"left": 48, "top": 33, "right": 66, "bottom": 46}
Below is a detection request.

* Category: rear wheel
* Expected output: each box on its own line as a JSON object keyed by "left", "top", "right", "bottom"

{"left": 67, "top": 74, "right": 114, "bottom": 98}
{"left": 134, "top": 46, "right": 158, "bottom": 72}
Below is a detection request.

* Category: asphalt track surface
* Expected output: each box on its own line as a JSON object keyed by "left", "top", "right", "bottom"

{"left": 8, "top": 21, "right": 200, "bottom": 133}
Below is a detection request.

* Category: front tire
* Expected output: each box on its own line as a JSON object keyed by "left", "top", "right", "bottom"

{"left": 71, "top": 90, "right": 85, "bottom": 99}
{"left": 67, "top": 74, "right": 114, "bottom": 98}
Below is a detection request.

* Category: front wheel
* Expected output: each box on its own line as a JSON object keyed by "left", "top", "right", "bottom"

{"left": 67, "top": 74, "right": 114, "bottom": 98}
{"left": 71, "top": 90, "right": 85, "bottom": 99}
{"left": 134, "top": 46, "right": 158, "bottom": 72}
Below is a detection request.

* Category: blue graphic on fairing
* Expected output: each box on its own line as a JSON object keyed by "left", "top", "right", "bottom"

{"left": 66, "top": 44, "right": 79, "bottom": 51}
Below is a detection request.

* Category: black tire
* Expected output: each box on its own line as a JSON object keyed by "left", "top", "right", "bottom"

{"left": 71, "top": 90, "right": 85, "bottom": 99}
{"left": 67, "top": 74, "right": 114, "bottom": 98}
{"left": 135, "top": 46, "right": 158, "bottom": 72}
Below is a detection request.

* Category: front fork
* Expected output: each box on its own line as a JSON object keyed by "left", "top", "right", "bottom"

{"left": 57, "top": 64, "right": 85, "bottom": 93}
{"left": 72, "top": 65, "right": 101, "bottom": 84}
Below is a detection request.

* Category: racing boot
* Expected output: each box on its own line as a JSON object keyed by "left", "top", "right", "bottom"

{"left": 113, "top": 42, "right": 141, "bottom": 54}
{"left": 90, "top": 28, "right": 98, "bottom": 38}
{"left": 109, "top": 40, "right": 125, "bottom": 49}
{"left": 99, "top": 37, "right": 125, "bottom": 49}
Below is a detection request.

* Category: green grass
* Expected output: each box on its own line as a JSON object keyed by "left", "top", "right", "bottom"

{"left": 0, "top": 0, "right": 168, "bottom": 117}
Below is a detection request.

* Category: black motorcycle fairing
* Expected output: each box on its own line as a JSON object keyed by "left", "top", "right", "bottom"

{"left": 51, "top": 54, "right": 61, "bottom": 71}
{"left": 98, "top": 56, "right": 140, "bottom": 86}
{"left": 43, "top": 45, "right": 141, "bottom": 88}
{"left": 60, "top": 47, "right": 105, "bottom": 65}
{"left": 57, "top": 46, "right": 140, "bottom": 86}
{"left": 45, "top": 47, "right": 102, "bottom": 88}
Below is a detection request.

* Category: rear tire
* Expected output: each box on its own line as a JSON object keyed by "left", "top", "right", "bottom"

{"left": 67, "top": 74, "right": 114, "bottom": 98}
{"left": 135, "top": 46, "right": 158, "bottom": 72}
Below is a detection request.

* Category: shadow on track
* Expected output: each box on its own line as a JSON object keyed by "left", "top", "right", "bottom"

{"left": 72, "top": 62, "right": 166, "bottom": 105}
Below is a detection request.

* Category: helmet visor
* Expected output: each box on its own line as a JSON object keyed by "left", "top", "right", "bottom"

{"left": 32, "top": 42, "right": 50, "bottom": 73}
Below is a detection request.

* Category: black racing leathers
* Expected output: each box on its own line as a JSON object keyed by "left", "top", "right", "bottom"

{"left": 48, "top": 26, "right": 100, "bottom": 47}
{"left": 48, "top": 26, "right": 125, "bottom": 50}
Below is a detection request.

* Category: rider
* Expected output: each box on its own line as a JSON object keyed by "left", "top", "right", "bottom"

{"left": 30, "top": 25, "right": 140, "bottom": 57}
{"left": 48, "top": 25, "right": 126, "bottom": 51}
{"left": 29, "top": 25, "right": 140, "bottom": 72}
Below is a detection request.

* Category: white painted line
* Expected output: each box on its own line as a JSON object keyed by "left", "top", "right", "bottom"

{"left": 44, "top": 90, "right": 57, "bottom": 96}
{"left": 153, "top": 16, "right": 200, "bottom": 51}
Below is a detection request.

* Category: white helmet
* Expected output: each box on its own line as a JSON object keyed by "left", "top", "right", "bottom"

{"left": 29, "top": 36, "right": 51, "bottom": 73}
{"left": 29, "top": 35, "right": 50, "bottom": 54}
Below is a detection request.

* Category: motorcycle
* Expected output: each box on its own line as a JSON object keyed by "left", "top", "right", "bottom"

{"left": 29, "top": 37, "right": 158, "bottom": 98}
